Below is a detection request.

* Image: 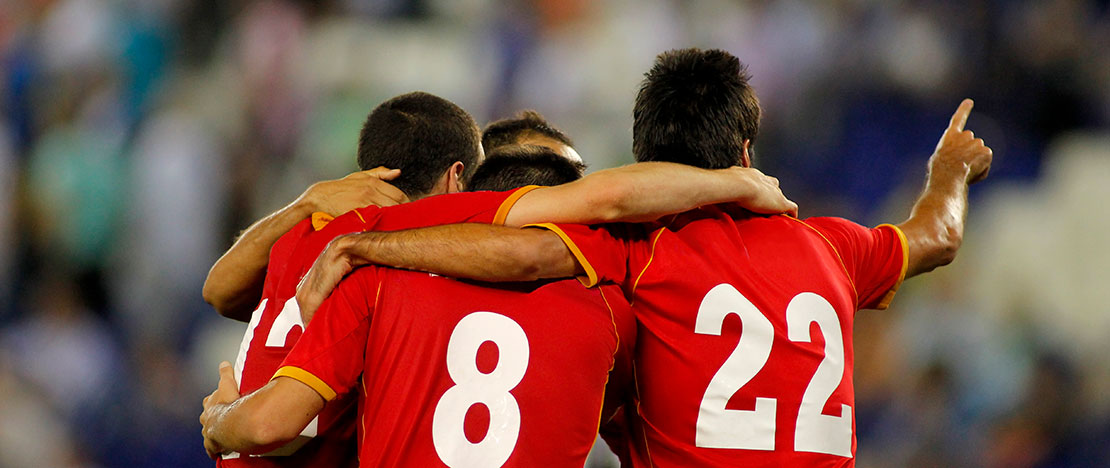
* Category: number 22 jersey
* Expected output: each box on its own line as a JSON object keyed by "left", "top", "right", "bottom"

{"left": 533, "top": 207, "right": 907, "bottom": 467}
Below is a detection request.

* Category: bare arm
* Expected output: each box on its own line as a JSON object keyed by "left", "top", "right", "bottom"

{"left": 896, "top": 99, "right": 993, "bottom": 278}
{"left": 200, "top": 362, "right": 324, "bottom": 459}
{"left": 203, "top": 168, "right": 406, "bottom": 321}
{"left": 297, "top": 225, "right": 578, "bottom": 322}
{"left": 503, "top": 162, "right": 796, "bottom": 226}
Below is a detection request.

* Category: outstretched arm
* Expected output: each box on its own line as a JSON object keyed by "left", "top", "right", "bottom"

{"left": 896, "top": 99, "right": 993, "bottom": 278}
{"left": 200, "top": 362, "right": 324, "bottom": 459}
{"left": 203, "top": 168, "right": 406, "bottom": 321}
{"left": 503, "top": 162, "right": 796, "bottom": 227}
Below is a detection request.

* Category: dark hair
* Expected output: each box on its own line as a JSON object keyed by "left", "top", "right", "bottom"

{"left": 481, "top": 110, "right": 574, "bottom": 154}
{"left": 632, "top": 48, "right": 760, "bottom": 169}
{"left": 357, "top": 91, "right": 482, "bottom": 197}
{"left": 467, "top": 145, "right": 586, "bottom": 191}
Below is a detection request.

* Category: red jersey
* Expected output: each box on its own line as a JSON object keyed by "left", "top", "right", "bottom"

{"left": 533, "top": 207, "right": 907, "bottom": 467}
{"left": 223, "top": 187, "right": 539, "bottom": 468}
{"left": 275, "top": 197, "right": 636, "bottom": 467}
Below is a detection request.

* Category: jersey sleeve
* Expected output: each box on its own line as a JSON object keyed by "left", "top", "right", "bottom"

{"left": 273, "top": 267, "right": 382, "bottom": 401}
{"left": 371, "top": 186, "right": 541, "bottom": 231}
{"left": 803, "top": 217, "right": 908, "bottom": 310}
{"left": 520, "top": 223, "right": 638, "bottom": 288}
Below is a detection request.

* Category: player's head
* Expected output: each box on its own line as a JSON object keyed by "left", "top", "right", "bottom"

{"left": 467, "top": 144, "right": 587, "bottom": 191}
{"left": 358, "top": 91, "right": 483, "bottom": 198}
{"left": 481, "top": 110, "right": 582, "bottom": 164}
{"left": 633, "top": 48, "right": 761, "bottom": 169}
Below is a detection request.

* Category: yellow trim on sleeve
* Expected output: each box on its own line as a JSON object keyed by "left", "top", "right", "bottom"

{"left": 311, "top": 212, "right": 335, "bottom": 231}
{"left": 353, "top": 209, "right": 367, "bottom": 224}
{"left": 493, "top": 185, "right": 542, "bottom": 226}
{"left": 875, "top": 223, "right": 909, "bottom": 310}
{"left": 522, "top": 222, "right": 598, "bottom": 288}
{"left": 273, "top": 366, "right": 338, "bottom": 401}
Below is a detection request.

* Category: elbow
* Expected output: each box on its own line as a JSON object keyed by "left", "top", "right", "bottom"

{"left": 202, "top": 281, "right": 229, "bottom": 315}
{"left": 933, "top": 226, "right": 962, "bottom": 268}
{"left": 203, "top": 284, "right": 240, "bottom": 320}
{"left": 918, "top": 227, "right": 962, "bottom": 274}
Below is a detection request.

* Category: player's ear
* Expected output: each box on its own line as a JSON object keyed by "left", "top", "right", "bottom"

{"left": 740, "top": 139, "right": 752, "bottom": 168}
{"left": 446, "top": 161, "right": 465, "bottom": 194}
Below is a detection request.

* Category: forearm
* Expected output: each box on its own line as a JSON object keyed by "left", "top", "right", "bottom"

{"left": 576, "top": 163, "right": 739, "bottom": 223}
{"left": 505, "top": 162, "right": 793, "bottom": 226}
{"left": 203, "top": 199, "right": 314, "bottom": 321}
{"left": 337, "top": 224, "right": 580, "bottom": 281}
{"left": 203, "top": 378, "right": 322, "bottom": 455}
{"left": 897, "top": 162, "right": 971, "bottom": 278}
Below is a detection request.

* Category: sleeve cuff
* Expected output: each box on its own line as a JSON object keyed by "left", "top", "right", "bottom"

{"left": 493, "top": 185, "right": 542, "bottom": 226}
{"left": 874, "top": 223, "right": 909, "bottom": 310}
{"left": 522, "top": 223, "right": 599, "bottom": 288}
{"left": 273, "top": 366, "right": 338, "bottom": 401}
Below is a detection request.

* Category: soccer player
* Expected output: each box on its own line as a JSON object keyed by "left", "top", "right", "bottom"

{"left": 293, "top": 49, "right": 993, "bottom": 467}
{"left": 210, "top": 91, "right": 486, "bottom": 468}
{"left": 203, "top": 108, "right": 575, "bottom": 323}
{"left": 199, "top": 142, "right": 793, "bottom": 467}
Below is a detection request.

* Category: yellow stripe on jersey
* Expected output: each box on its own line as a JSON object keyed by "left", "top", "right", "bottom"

{"left": 784, "top": 216, "right": 861, "bottom": 308}
{"left": 493, "top": 185, "right": 542, "bottom": 225}
{"left": 629, "top": 224, "right": 670, "bottom": 303}
{"left": 273, "top": 366, "right": 338, "bottom": 401}
{"left": 875, "top": 223, "right": 909, "bottom": 310}
{"left": 521, "top": 222, "right": 599, "bottom": 288}
{"left": 311, "top": 212, "right": 335, "bottom": 231}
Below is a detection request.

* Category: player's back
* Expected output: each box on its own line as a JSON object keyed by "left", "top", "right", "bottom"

{"left": 342, "top": 268, "right": 632, "bottom": 467}
{"left": 623, "top": 207, "right": 905, "bottom": 467}
{"left": 223, "top": 216, "right": 359, "bottom": 468}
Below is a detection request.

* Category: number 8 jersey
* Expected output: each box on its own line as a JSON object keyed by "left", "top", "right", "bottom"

{"left": 224, "top": 187, "right": 553, "bottom": 468}
{"left": 532, "top": 207, "right": 908, "bottom": 467}
{"left": 275, "top": 194, "right": 635, "bottom": 468}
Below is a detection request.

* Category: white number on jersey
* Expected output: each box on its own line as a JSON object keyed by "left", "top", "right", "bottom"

{"left": 225, "top": 297, "right": 317, "bottom": 461}
{"left": 433, "top": 311, "right": 530, "bottom": 468}
{"left": 694, "top": 284, "right": 852, "bottom": 457}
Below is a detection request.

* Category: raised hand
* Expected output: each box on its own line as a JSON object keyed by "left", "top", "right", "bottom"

{"left": 300, "top": 166, "right": 408, "bottom": 215}
{"left": 931, "top": 99, "right": 993, "bottom": 185}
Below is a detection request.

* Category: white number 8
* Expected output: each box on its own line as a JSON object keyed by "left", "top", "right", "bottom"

{"left": 433, "top": 312, "right": 530, "bottom": 468}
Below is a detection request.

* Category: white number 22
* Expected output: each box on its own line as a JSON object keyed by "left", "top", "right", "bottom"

{"left": 695, "top": 284, "right": 852, "bottom": 457}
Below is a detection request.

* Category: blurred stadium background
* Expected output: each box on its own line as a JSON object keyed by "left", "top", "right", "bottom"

{"left": 1, "top": 0, "right": 1109, "bottom": 466}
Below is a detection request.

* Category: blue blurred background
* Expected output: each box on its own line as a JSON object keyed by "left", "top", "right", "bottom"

{"left": 1, "top": 0, "right": 1108, "bottom": 466}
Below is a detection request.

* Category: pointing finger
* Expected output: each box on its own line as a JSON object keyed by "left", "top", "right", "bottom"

{"left": 949, "top": 98, "right": 974, "bottom": 132}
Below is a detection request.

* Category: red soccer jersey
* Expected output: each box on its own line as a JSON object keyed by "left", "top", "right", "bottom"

{"left": 533, "top": 206, "right": 907, "bottom": 468}
{"left": 275, "top": 202, "right": 636, "bottom": 467}
{"left": 223, "top": 187, "right": 540, "bottom": 468}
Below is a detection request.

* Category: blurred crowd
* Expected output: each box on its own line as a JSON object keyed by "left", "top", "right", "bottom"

{"left": 0, "top": 0, "right": 1108, "bottom": 467}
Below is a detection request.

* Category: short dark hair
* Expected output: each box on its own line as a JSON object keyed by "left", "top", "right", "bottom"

{"left": 357, "top": 91, "right": 482, "bottom": 197}
{"left": 633, "top": 48, "right": 760, "bottom": 169}
{"left": 481, "top": 110, "right": 574, "bottom": 154}
{"left": 467, "top": 144, "right": 586, "bottom": 191}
